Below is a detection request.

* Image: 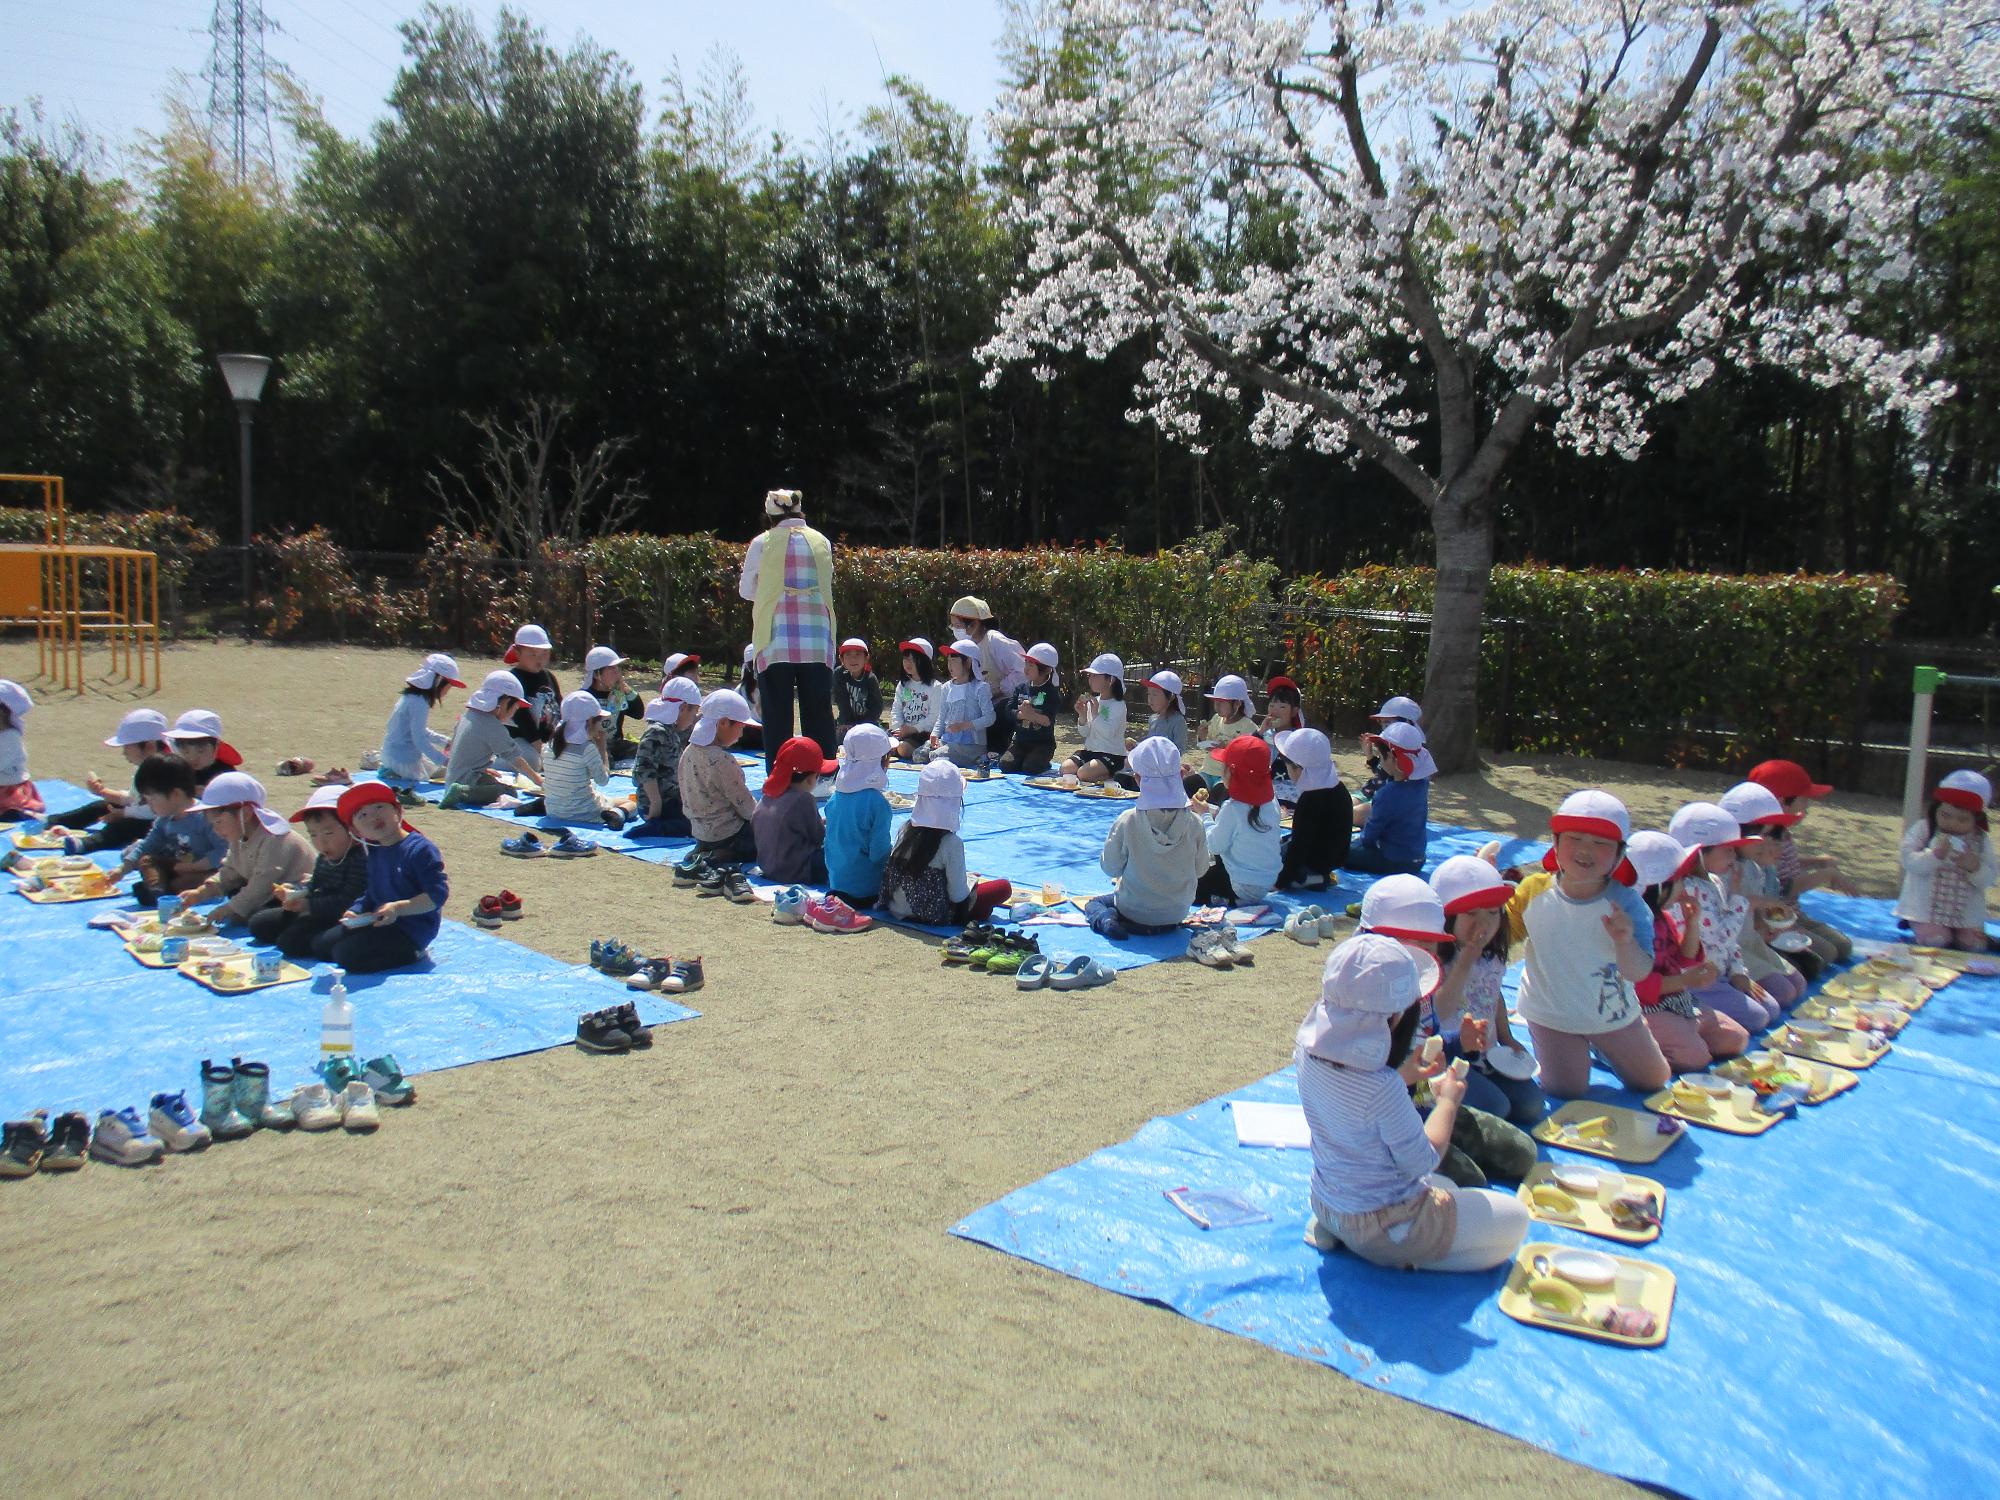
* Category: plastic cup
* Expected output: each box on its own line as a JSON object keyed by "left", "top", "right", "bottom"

{"left": 1615, "top": 1263, "right": 1648, "bottom": 1309}
{"left": 1730, "top": 1083, "right": 1758, "bottom": 1119}
{"left": 1594, "top": 1169, "right": 1627, "bottom": 1204}
{"left": 157, "top": 896, "right": 182, "bottom": 924}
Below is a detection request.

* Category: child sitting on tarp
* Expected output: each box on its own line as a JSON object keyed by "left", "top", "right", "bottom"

{"left": 183, "top": 773, "right": 315, "bottom": 926}
{"left": 1272, "top": 728, "right": 1351, "bottom": 889}
{"left": 681, "top": 689, "right": 760, "bottom": 865}
{"left": 1896, "top": 769, "right": 1997, "bottom": 950}
{"left": 630, "top": 679, "right": 701, "bottom": 839}
{"left": 110, "top": 753, "right": 229, "bottom": 906}
{"left": 247, "top": 784, "right": 370, "bottom": 958}
{"left": 879, "top": 762, "right": 1010, "bottom": 927}
{"left": 1089, "top": 735, "right": 1207, "bottom": 941}
{"left": 1296, "top": 933, "right": 1530, "bottom": 1272}
{"left": 49, "top": 709, "right": 173, "bottom": 854}
{"left": 1624, "top": 829, "right": 1749, "bottom": 1073}
{"left": 1344, "top": 721, "right": 1432, "bottom": 876}
{"left": 824, "top": 724, "right": 895, "bottom": 908}
{"left": 1748, "top": 758, "right": 1856, "bottom": 964}
{"left": 999, "top": 644, "right": 1062, "bottom": 775}
{"left": 1667, "top": 801, "right": 1787, "bottom": 1029}
{"left": 753, "top": 736, "right": 837, "bottom": 885}
{"left": 326, "top": 781, "right": 448, "bottom": 972}
{"left": 0, "top": 680, "right": 41, "bottom": 820}
{"left": 1194, "top": 736, "right": 1282, "bottom": 906}
{"left": 162, "top": 709, "right": 243, "bottom": 790}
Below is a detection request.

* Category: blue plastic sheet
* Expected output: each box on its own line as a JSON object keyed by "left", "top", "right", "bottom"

{"left": 1, "top": 786, "right": 696, "bottom": 1121}
{"left": 953, "top": 891, "right": 2000, "bottom": 1500}
{"left": 409, "top": 762, "right": 1551, "bottom": 971}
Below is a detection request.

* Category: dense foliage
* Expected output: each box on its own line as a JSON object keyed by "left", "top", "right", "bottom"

{"left": 0, "top": 4, "right": 1994, "bottom": 638}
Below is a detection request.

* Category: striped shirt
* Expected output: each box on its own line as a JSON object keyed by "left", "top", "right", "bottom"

{"left": 1295, "top": 1050, "right": 1438, "bottom": 1217}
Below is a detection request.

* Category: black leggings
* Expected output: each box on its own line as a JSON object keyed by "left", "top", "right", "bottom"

{"left": 1194, "top": 858, "right": 1239, "bottom": 906}
{"left": 312, "top": 921, "right": 426, "bottom": 974}
{"left": 247, "top": 906, "right": 338, "bottom": 959}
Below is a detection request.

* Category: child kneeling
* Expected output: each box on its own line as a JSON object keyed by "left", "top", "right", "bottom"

{"left": 1297, "top": 934, "right": 1529, "bottom": 1272}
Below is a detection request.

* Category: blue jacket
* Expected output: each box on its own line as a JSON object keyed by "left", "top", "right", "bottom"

{"left": 824, "top": 788, "right": 893, "bottom": 899}
{"left": 1352, "top": 778, "right": 1428, "bottom": 865}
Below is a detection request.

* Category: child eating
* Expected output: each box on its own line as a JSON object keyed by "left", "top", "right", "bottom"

{"left": 183, "top": 773, "right": 316, "bottom": 926}
{"left": 1344, "top": 721, "right": 1433, "bottom": 876}
{"left": 327, "top": 781, "right": 448, "bottom": 972}
{"left": 111, "top": 754, "right": 229, "bottom": 906}
{"left": 1896, "top": 769, "right": 1997, "bottom": 949}
{"left": 248, "top": 784, "right": 370, "bottom": 958}
{"left": 999, "top": 644, "right": 1062, "bottom": 774}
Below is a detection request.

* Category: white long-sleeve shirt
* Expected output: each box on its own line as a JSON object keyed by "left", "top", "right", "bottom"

{"left": 378, "top": 692, "right": 450, "bottom": 781}
{"left": 0, "top": 727, "right": 26, "bottom": 787}
{"left": 1206, "top": 797, "right": 1282, "bottom": 901}
{"left": 542, "top": 739, "right": 616, "bottom": 821}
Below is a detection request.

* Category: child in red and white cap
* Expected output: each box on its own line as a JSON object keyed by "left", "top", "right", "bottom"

{"left": 1427, "top": 856, "right": 1543, "bottom": 1125}
{"left": 1356, "top": 695, "right": 1421, "bottom": 804}
{"left": 1896, "top": 769, "right": 1997, "bottom": 949}
{"left": 249, "top": 784, "right": 370, "bottom": 958}
{"left": 377, "top": 652, "right": 465, "bottom": 783}
{"left": 1748, "top": 758, "right": 1856, "bottom": 964}
{"left": 833, "top": 638, "right": 883, "bottom": 734}
{"left": 163, "top": 709, "right": 242, "bottom": 789}
{"left": 1194, "top": 736, "right": 1282, "bottom": 905}
{"left": 1667, "top": 801, "right": 1785, "bottom": 1029}
{"left": 752, "top": 736, "right": 838, "bottom": 885}
{"left": 1344, "top": 721, "right": 1434, "bottom": 876}
{"left": 1719, "top": 780, "right": 1818, "bottom": 987}
{"left": 1624, "top": 830, "right": 1749, "bottom": 1073}
{"left": 888, "top": 639, "right": 940, "bottom": 761}
{"left": 325, "top": 780, "right": 448, "bottom": 973}
{"left": 1493, "top": 790, "right": 1669, "bottom": 1099}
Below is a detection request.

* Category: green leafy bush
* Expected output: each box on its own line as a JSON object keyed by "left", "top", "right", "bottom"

{"left": 1282, "top": 566, "right": 1903, "bottom": 761}
{"left": 0, "top": 505, "right": 218, "bottom": 596}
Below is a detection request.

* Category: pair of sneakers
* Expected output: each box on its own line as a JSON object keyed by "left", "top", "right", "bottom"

{"left": 589, "top": 938, "right": 644, "bottom": 977}
{"left": 0, "top": 1110, "right": 96, "bottom": 1174}
{"left": 772, "top": 888, "right": 873, "bottom": 934}
{"left": 501, "top": 831, "right": 597, "bottom": 859}
{"left": 695, "top": 864, "right": 755, "bottom": 903}
{"left": 197, "top": 1058, "right": 294, "bottom": 1139}
{"left": 1188, "top": 926, "right": 1256, "bottom": 968}
{"left": 287, "top": 1078, "right": 380, "bottom": 1132}
{"left": 944, "top": 928, "right": 1039, "bottom": 974}
{"left": 1282, "top": 905, "right": 1343, "bottom": 945}
{"left": 576, "top": 1001, "right": 655, "bottom": 1053}
{"left": 473, "top": 890, "right": 524, "bottom": 928}
{"left": 625, "top": 955, "right": 703, "bottom": 994}
{"left": 319, "top": 1053, "right": 414, "bottom": 1107}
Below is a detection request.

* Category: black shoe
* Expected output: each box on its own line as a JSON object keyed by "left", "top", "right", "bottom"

{"left": 42, "top": 1111, "right": 89, "bottom": 1172}
{"left": 610, "top": 1001, "right": 653, "bottom": 1049}
{"left": 575, "top": 1009, "right": 633, "bottom": 1054}
{"left": 675, "top": 855, "right": 712, "bottom": 888}
{"left": 696, "top": 865, "right": 728, "bottom": 897}
{"left": 719, "top": 869, "right": 755, "bottom": 904}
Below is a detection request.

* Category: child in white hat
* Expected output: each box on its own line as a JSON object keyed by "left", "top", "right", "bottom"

{"left": 630, "top": 678, "right": 703, "bottom": 838}
{"left": 1060, "top": 652, "right": 1128, "bottom": 783}
{"left": 542, "top": 691, "right": 631, "bottom": 830}
{"left": 584, "top": 644, "right": 643, "bottom": 760}
{"left": 1896, "top": 769, "right": 1997, "bottom": 949}
{"left": 1192, "top": 674, "right": 1255, "bottom": 787}
{"left": 502, "top": 624, "right": 561, "bottom": 764}
{"left": 1623, "top": 829, "right": 1750, "bottom": 1073}
{"left": 1272, "top": 728, "right": 1352, "bottom": 889}
{"left": 931, "top": 641, "right": 997, "bottom": 768}
{"left": 888, "top": 639, "right": 941, "bottom": 761}
{"left": 681, "top": 688, "right": 761, "bottom": 863}
{"left": 879, "top": 761, "right": 1011, "bottom": 926}
{"left": 833, "top": 638, "right": 884, "bottom": 735}
{"left": 1088, "top": 736, "right": 1209, "bottom": 940}
{"left": 45, "top": 709, "right": 172, "bottom": 852}
{"left": 0, "top": 680, "right": 41, "bottom": 820}
{"left": 441, "top": 671, "right": 543, "bottom": 806}
{"left": 1490, "top": 790, "right": 1670, "bottom": 1099}
{"left": 1666, "top": 800, "right": 1783, "bottom": 1031}
{"left": 825, "top": 724, "right": 896, "bottom": 906}
{"left": 377, "top": 652, "right": 465, "bottom": 783}
{"left": 1296, "top": 934, "right": 1529, "bottom": 1271}
{"left": 1426, "top": 857, "right": 1544, "bottom": 1125}
{"left": 999, "top": 643, "right": 1063, "bottom": 774}
{"left": 1344, "top": 721, "right": 1435, "bottom": 876}
{"left": 184, "top": 772, "right": 317, "bottom": 926}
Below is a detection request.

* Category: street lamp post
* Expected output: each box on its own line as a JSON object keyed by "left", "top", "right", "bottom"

{"left": 216, "top": 353, "right": 273, "bottom": 603}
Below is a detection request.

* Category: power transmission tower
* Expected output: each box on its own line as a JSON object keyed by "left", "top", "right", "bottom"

{"left": 204, "top": 0, "right": 278, "bottom": 183}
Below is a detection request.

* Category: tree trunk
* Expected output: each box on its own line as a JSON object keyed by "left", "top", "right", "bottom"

{"left": 1421, "top": 495, "right": 1496, "bottom": 774}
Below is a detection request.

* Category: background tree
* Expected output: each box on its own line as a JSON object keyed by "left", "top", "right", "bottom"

{"left": 983, "top": 0, "right": 1991, "bottom": 767}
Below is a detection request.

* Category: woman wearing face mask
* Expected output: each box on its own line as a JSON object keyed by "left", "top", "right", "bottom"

{"left": 947, "top": 596, "right": 1027, "bottom": 757}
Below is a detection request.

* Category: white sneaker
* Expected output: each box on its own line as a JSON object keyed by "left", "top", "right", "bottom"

{"left": 291, "top": 1082, "right": 341, "bottom": 1132}
{"left": 1316, "top": 908, "right": 1340, "bottom": 940}
{"left": 339, "top": 1081, "right": 380, "bottom": 1133}
{"left": 1284, "top": 909, "right": 1322, "bottom": 946}
{"left": 1216, "top": 924, "right": 1255, "bottom": 966}
{"left": 1188, "top": 929, "right": 1235, "bottom": 969}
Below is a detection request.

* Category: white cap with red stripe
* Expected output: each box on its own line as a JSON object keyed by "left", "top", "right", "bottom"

{"left": 1358, "top": 874, "right": 1452, "bottom": 943}
{"left": 1548, "top": 789, "right": 1631, "bottom": 844}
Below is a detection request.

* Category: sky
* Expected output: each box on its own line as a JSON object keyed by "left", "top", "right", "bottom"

{"left": 1, "top": 0, "right": 1011, "bottom": 165}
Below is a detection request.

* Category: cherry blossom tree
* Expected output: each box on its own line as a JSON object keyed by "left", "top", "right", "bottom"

{"left": 983, "top": 0, "right": 1997, "bottom": 769}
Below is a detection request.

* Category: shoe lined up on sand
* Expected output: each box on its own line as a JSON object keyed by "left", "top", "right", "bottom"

{"left": 804, "top": 894, "right": 872, "bottom": 934}
{"left": 360, "top": 1055, "right": 415, "bottom": 1106}
{"left": 501, "top": 832, "right": 547, "bottom": 859}
{"left": 673, "top": 853, "right": 711, "bottom": 887}
{"left": 548, "top": 831, "right": 597, "bottom": 859}
{"left": 199, "top": 1060, "right": 255, "bottom": 1140}
{"left": 577, "top": 1008, "right": 635, "bottom": 1053}
{"left": 942, "top": 924, "right": 999, "bottom": 965}
{"left": 290, "top": 1083, "right": 341, "bottom": 1131}
{"left": 589, "top": 939, "right": 642, "bottom": 977}
{"left": 90, "top": 1107, "right": 164, "bottom": 1166}
{"left": 1, "top": 1113, "right": 47, "bottom": 1177}
{"left": 474, "top": 894, "right": 506, "bottom": 928}
{"left": 339, "top": 1081, "right": 380, "bottom": 1133}
{"left": 230, "top": 1057, "right": 292, "bottom": 1129}
{"left": 1188, "top": 929, "right": 1235, "bottom": 969}
{"left": 1215, "top": 925, "right": 1255, "bottom": 966}
{"left": 497, "top": 890, "right": 523, "bottom": 921}
{"left": 773, "top": 887, "right": 808, "bottom": 925}
{"left": 39, "top": 1111, "right": 89, "bottom": 1171}
{"left": 149, "top": 1091, "right": 212, "bottom": 1152}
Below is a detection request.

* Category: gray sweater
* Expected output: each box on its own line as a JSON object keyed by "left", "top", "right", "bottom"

{"left": 1101, "top": 806, "right": 1209, "bottom": 927}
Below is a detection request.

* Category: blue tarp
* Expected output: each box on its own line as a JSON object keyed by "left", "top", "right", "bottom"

{"left": 400, "top": 763, "right": 1551, "bottom": 971}
{"left": 952, "top": 890, "right": 2000, "bottom": 1500}
{"left": 1, "top": 782, "right": 696, "bottom": 1122}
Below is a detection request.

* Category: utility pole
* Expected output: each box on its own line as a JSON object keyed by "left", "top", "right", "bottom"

{"left": 204, "top": 0, "right": 277, "bottom": 184}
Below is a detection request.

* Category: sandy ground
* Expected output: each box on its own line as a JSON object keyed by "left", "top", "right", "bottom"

{"left": 0, "top": 640, "right": 1908, "bottom": 1497}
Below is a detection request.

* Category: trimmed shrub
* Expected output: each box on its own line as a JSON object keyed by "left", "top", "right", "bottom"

{"left": 1282, "top": 566, "right": 1903, "bottom": 762}
{"left": 0, "top": 505, "right": 218, "bottom": 596}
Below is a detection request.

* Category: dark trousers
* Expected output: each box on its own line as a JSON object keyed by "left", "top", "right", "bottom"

{"left": 757, "top": 662, "right": 836, "bottom": 768}
{"left": 51, "top": 809, "right": 151, "bottom": 852}
{"left": 985, "top": 697, "right": 1017, "bottom": 755}
{"left": 312, "top": 921, "right": 426, "bottom": 974}
{"left": 633, "top": 809, "right": 693, "bottom": 840}
{"left": 696, "top": 823, "right": 758, "bottom": 865}
{"left": 247, "top": 906, "right": 339, "bottom": 959}
{"left": 1194, "top": 858, "right": 1239, "bottom": 906}
{"left": 1343, "top": 844, "right": 1424, "bottom": 877}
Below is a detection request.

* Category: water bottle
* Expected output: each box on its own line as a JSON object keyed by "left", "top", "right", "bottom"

{"left": 320, "top": 970, "right": 353, "bottom": 1058}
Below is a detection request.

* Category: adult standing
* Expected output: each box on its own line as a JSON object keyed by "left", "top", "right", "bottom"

{"left": 739, "top": 489, "right": 838, "bottom": 768}
{"left": 948, "top": 595, "right": 1027, "bottom": 756}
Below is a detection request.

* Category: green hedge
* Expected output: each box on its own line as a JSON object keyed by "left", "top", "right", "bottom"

{"left": 1281, "top": 565, "right": 1903, "bottom": 761}
{"left": 0, "top": 506, "right": 218, "bottom": 595}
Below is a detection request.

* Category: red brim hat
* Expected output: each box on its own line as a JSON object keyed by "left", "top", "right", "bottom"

{"left": 762, "top": 738, "right": 839, "bottom": 801}
{"left": 1370, "top": 920, "right": 1454, "bottom": 944}
{"left": 502, "top": 645, "right": 519, "bottom": 664}
{"left": 1749, "top": 760, "right": 1832, "bottom": 800}
{"left": 1442, "top": 885, "right": 1513, "bottom": 917}
{"left": 1361, "top": 735, "right": 1415, "bottom": 778}
{"left": 1540, "top": 846, "right": 1638, "bottom": 886}
{"left": 1747, "top": 810, "right": 1806, "bottom": 828}
{"left": 335, "top": 780, "right": 415, "bottom": 832}
{"left": 1937, "top": 786, "right": 1992, "bottom": 829}
{"left": 215, "top": 741, "right": 243, "bottom": 769}
{"left": 1671, "top": 847, "right": 1703, "bottom": 882}
{"left": 1266, "top": 675, "right": 1298, "bottom": 694}
{"left": 897, "top": 640, "right": 932, "bottom": 658}
{"left": 1215, "top": 737, "right": 1275, "bottom": 806}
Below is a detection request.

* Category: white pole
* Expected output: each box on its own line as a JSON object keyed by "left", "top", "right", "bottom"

{"left": 1902, "top": 665, "right": 1944, "bottom": 830}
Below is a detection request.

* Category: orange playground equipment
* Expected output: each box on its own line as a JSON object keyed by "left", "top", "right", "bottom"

{"left": 0, "top": 474, "right": 162, "bottom": 693}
